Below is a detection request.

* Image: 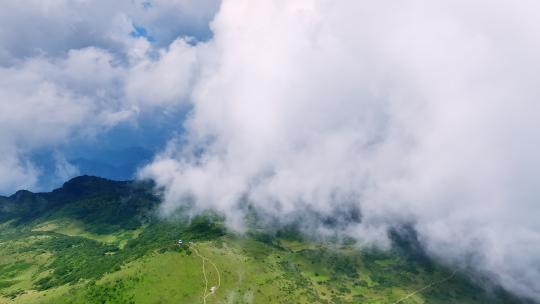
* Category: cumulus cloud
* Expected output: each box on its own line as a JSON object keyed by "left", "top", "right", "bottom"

{"left": 0, "top": 0, "right": 220, "bottom": 64}
{"left": 125, "top": 38, "right": 198, "bottom": 107}
{"left": 0, "top": 0, "right": 219, "bottom": 193}
{"left": 140, "top": 0, "right": 540, "bottom": 301}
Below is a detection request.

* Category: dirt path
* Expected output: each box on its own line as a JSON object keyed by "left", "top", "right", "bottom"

{"left": 391, "top": 270, "right": 457, "bottom": 304}
{"left": 191, "top": 244, "right": 222, "bottom": 304}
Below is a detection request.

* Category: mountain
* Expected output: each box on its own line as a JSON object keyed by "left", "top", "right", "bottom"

{"left": 27, "top": 146, "right": 154, "bottom": 192}
{"left": 0, "top": 176, "right": 532, "bottom": 304}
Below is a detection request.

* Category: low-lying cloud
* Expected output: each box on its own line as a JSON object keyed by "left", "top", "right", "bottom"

{"left": 140, "top": 0, "right": 540, "bottom": 301}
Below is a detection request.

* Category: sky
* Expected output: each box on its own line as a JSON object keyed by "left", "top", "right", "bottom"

{"left": 2, "top": 0, "right": 540, "bottom": 301}
{"left": 0, "top": 0, "right": 218, "bottom": 192}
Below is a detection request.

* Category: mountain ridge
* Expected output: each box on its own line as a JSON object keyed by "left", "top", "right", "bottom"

{"left": 0, "top": 175, "right": 534, "bottom": 304}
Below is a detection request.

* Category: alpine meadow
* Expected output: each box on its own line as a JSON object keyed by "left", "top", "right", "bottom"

{"left": 0, "top": 177, "right": 530, "bottom": 303}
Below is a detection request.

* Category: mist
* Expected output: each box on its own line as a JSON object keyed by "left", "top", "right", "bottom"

{"left": 140, "top": 0, "right": 540, "bottom": 301}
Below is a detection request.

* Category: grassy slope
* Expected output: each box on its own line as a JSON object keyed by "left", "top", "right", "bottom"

{"left": 0, "top": 177, "right": 531, "bottom": 304}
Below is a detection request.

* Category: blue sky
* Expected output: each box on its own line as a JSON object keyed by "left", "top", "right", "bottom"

{"left": 0, "top": 0, "right": 219, "bottom": 194}
{"left": 28, "top": 108, "right": 188, "bottom": 191}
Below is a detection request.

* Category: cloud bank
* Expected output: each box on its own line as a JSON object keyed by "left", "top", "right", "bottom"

{"left": 0, "top": 0, "right": 219, "bottom": 193}
{"left": 140, "top": 0, "right": 540, "bottom": 301}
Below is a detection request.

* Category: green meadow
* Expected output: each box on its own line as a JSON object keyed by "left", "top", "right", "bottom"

{"left": 0, "top": 176, "right": 528, "bottom": 304}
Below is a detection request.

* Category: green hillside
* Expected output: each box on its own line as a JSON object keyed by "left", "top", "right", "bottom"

{"left": 0, "top": 176, "right": 530, "bottom": 304}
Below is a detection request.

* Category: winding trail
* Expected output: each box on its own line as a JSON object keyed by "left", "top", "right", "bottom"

{"left": 391, "top": 270, "right": 457, "bottom": 304}
{"left": 191, "top": 244, "right": 222, "bottom": 304}
{"left": 189, "top": 242, "right": 454, "bottom": 304}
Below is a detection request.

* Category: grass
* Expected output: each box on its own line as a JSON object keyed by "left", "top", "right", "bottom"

{"left": 0, "top": 220, "right": 529, "bottom": 304}
{"left": 0, "top": 176, "right": 529, "bottom": 304}
{"left": 31, "top": 219, "right": 144, "bottom": 249}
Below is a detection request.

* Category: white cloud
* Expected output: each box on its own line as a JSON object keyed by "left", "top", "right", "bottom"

{"left": 0, "top": 49, "right": 117, "bottom": 192}
{"left": 141, "top": 0, "right": 540, "bottom": 300}
{"left": 53, "top": 152, "right": 80, "bottom": 184}
{"left": 125, "top": 38, "right": 198, "bottom": 107}
{"left": 0, "top": 0, "right": 219, "bottom": 193}
{"left": 0, "top": 0, "right": 220, "bottom": 64}
{"left": 0, "top": 149, "right": 39, "bottom": 193}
